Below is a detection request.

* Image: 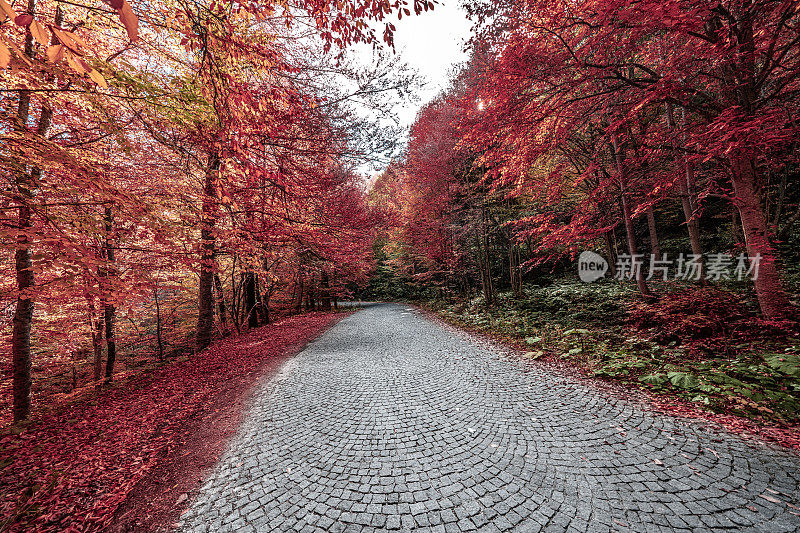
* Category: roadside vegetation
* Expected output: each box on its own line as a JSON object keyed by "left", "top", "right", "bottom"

{"left": 363, "top": 0, "right": 800, "bottom": 430}
{"left": 422, "top": 281, "right": 800, "bottom": 424}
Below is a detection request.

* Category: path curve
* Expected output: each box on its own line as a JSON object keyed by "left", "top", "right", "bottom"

{"left": 176, "top": 303, "right": 800, "bottom": 532}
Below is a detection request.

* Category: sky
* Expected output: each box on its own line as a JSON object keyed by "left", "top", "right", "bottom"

{"left": 389, "top": 1, "right": 473, "bottom": 128}
{"left": 348, "top": 1, "right": 473, "bottom": 177}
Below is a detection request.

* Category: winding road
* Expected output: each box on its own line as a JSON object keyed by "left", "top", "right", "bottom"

{"left": 175, "top": 303, "right": 800, "bottom": 532}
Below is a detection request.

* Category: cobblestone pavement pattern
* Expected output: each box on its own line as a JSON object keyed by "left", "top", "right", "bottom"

{"left": 176, "top": 303, "right": 800, "bottom": 532}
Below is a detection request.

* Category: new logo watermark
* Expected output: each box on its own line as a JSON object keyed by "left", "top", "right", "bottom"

{"left": 578, "top": 252, "right": 761, "bottom": 283}
{"left": 578, "top": 251, "right": 609, "bottom": 282}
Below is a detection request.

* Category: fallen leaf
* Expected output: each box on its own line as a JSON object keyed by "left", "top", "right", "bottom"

{"left": 88, "top": 68, "right": 108, "bottom": 88}
{"left": 29, "top": 19, "right": 49, "bottom": 46}
{"left": 0, "top": 0, "right": 17, "bottom": 20}
{"left": 47, "top": 44, "right": 64, "bottom": 63}
{"left": 0, "top": 38, "right": 9, "bottom": 68}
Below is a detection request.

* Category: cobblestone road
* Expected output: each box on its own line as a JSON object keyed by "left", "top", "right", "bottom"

{"left": 176, "top": 303, "right": 800, "bottom": 532}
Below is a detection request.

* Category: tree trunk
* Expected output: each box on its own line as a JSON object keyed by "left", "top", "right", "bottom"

{"left": 196, "top": 154, "right": 220, "bottom": 351}
{"left": 774, "top": 172, "right": 787, "bottom": 227}
{"left": 509, "top": 243, "right": 522, "bottom": 298}
{"left": 305, "top": 274, "right": 316, "bottom": 311}
{"left": 666, "top": 102, "right": 705, "bottom": 282}
{"left": 261, "top": 288, "right": 271, "bottom": 325}
{"left": 154, "top": 284, "right": 164, "bottom": 361}
{"left": 244, "top": 271, "right": 259, "bottom": 328}
{"left": 678, "top": 107, "right": 701, "bottom": 214}
{"left": 611, "top": 133, "right": 655, "bottom": 299}
{"left": 213, "top": 273, "right": 229, "bottom": 334}
{"left": 88, "top": 295, "right": 104, "bottom": 383}
{"left": 253, "top": 274, "right": 267, "bottom": 326}
{"left": 678, "top": 165, "right": 706, "bottom": 283}
{"left": 11, "top": 3, "right": 55, "bottom": 422}
{"left": 104, "top": 301, "right": 116, "bottom": 380}
{"left": 478, "top": 207, "right": 496, "bottom": 306}
{"left": 331, "top": 270, "right": 338, "bottom": 310}
{"left": 729, "top": 152, "right": 791, "bottom": 318}
{"left": 320, "top": 270, "right": 332, "bottom": 311}
{"left": 645, "top": 207, "right": 661, "bottom": 259}
{"left": 293, "top": 268, "right": 304, "bottom": 314}
{"left": 103, "top": 207, "right": 117, "bottom": 380}
{"left": 228, "top": 255, "right": 241, "bottom": 334}
{"left": 11, "top": 235, "right": 33, "bottom": 423}
{"left": 604, "top": 229, "right": 618, "bottom": 278}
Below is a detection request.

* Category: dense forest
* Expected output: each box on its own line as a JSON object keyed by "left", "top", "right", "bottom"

{"left": 0, "top": 0, "right": 434, "bottom": 427}
{"left": 3, "top": 0, "right": 800, "bottom": 529}
{"left": 366, "top": 0, "right": 800, "bottom": 423}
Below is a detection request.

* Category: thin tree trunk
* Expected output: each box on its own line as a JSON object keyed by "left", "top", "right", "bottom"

{"left": 509, "top": 242, "right": 522, "bottom": 298}
{"left": 679, "top": 108, "right": 701, "bottom": 213}
{"left": 196, "top": 154, "right": 220, "bottom": 351}
{"left": 645, "top": 207, "right": 661, "bottom": 259}
{"left": 213, "top": 273, "right": 229, "bottom": 334}
{"left": 228, "top": 255, "right": 241, "bottom": 334}
{"left": 774, "top": 172, "right": 787, "bottom": 227}
{"left": 611, "top": 133, "right": 655, "bottom": 299}
{"left": 154, "top": 284, "right": 164, "bottom": 361}
{"left": 478, "top": 207, "right": 496, "bottom": 306}
{"left": 254, "top": 274, "right": 267, "bottom": 326}
{"left": 103, "top": 207, "right": 117, "bottom": 380}
{"left": 320, "top": 270, "right": 332, "bottom": 311}
{"left": 261, "top": 288, "right": 271, "bottom": 325}
{"left": 11, "top": 2, "right": 57, "bottom": 422}
{"left": 666, "top": 102, "right": 705, "bottom": 282}
{"left": 729, "top": 152, "right": 790, "bottom": 318}
{"left": 604, "top": 229, "right": 618, "bottom": 278}
{"left": 305, "top": 273, "right": 316, "bottom": 311}
{"left": 331, "top": 270, "right": 338, "bottom": 310}
{"left": 731, "top": 209, "right": 743, "bottom": 244}
{"left": 244, "top": 271, "right": 258, "bottom": 328}
{"left": 293, "top": 267, "right": 304, "bottom": 314}
{"left": 477, "top": 226, "right": 489, "bottom": 304}
{"left": 88, "top": 295, "right": 104, "bottom": 383}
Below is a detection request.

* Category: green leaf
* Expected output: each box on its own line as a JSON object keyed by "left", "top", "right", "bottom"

{"left": 639, "top": 373, "right": 668, "bottom": 387}
{"left": 763, "top": 354, "right": 800, "bottom": 378}
{"left": 667, "top": 371, "right": 699, "bottom": 390}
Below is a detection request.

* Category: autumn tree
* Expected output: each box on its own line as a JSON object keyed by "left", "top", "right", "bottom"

{"left": 460, "top": 0, "right": 800, "bottom": 317}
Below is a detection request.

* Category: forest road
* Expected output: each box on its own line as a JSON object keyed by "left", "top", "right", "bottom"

{"left": 175, "top": 302, "right": 800, "bottom": 532}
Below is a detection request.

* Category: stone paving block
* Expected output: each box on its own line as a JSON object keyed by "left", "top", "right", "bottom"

{"left": 175, "top": 303, "right": 800, "bottom": 533}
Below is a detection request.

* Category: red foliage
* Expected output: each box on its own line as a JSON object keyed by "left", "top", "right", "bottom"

{"left": 0, "top": 312, "right": 345, "bottom": 532}
{"left": 458, "top": 0, "right": 799, "bottom": 316}
{"left": 627, "top": 288, "right": 795, "bottom": 356}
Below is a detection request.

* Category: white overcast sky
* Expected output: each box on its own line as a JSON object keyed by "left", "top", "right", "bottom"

{"left": 389, "top": 1, "right": 472, "bottom": 127}
{"left": 346, "top": 1, "right": 473, "bottom": 176}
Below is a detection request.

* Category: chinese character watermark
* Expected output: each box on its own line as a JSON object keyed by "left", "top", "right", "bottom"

{"left": 578, "top": 252, "right": 760, "bottom": 283}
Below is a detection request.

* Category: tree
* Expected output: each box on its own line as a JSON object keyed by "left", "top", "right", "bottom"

{"left": 459, "top": 0, "right": 800, "bottom": 317}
